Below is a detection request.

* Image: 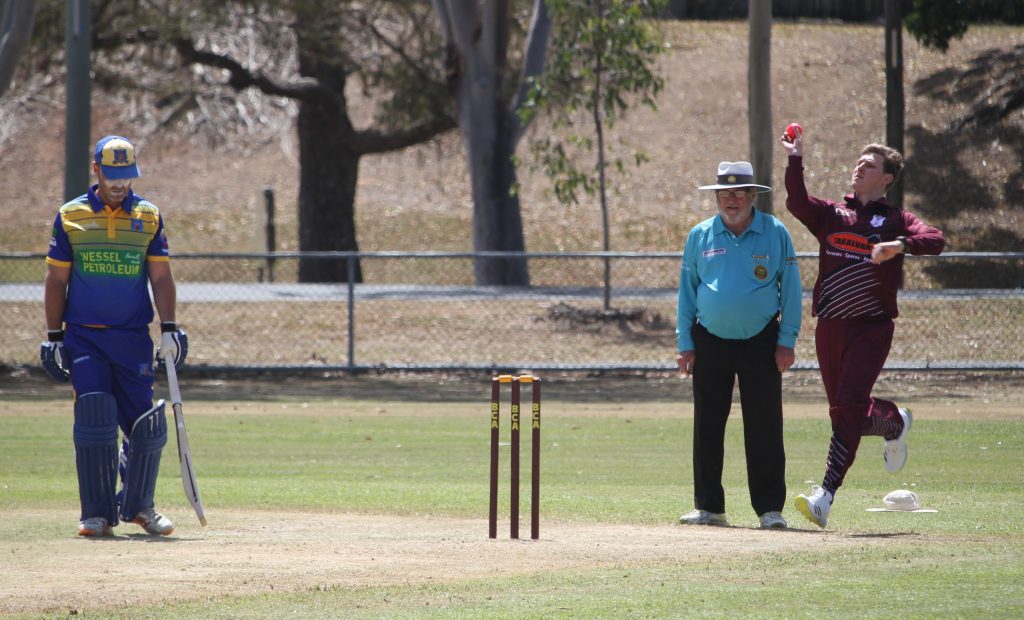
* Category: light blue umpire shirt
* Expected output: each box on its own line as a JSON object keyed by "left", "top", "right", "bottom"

{"left": 676, "top": 208, "right": 801, "bottom": 352}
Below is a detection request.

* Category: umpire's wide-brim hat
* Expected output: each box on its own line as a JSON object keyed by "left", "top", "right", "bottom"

{"left": 698, "top": 160, "right": 772, "bottom": 193}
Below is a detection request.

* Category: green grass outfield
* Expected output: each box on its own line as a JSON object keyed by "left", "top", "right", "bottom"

{"left": 1, "top": 376, "right": 1021, "bottom": 618}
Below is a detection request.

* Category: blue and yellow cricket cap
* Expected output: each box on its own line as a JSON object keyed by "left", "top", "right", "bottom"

{"left": 94, "top": 135, "right": 141, "bottom": 179}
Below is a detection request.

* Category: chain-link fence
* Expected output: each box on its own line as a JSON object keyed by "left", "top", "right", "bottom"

{"left": 2, "top": 252, "right": 1022, "bottom": 372}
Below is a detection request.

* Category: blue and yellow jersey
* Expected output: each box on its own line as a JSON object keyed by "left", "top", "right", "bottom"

{"left": 46, "top": 185, "right": 169, "bottom": 328}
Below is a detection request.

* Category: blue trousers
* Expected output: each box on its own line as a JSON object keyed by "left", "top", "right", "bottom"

{"left": 65, "top": 325, "right": 155, "bottom": 433}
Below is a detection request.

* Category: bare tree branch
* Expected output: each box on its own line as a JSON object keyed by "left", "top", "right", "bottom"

{"left": 172, "top": 35, "right": 331, "bottom": 104}
{"left": 355, "top": 113, "right": 457, "bottom": 155}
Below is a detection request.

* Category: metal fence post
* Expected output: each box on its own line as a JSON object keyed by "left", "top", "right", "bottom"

{"left": 263, "top": 187, "right": 276, "bottom": 283}
{"left": 347, "top": 253, "right": 356, "bottom": 372}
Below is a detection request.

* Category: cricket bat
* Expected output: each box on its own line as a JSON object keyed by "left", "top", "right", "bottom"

{"left": 165, "top": 360, "right": 208, "bottom": 526}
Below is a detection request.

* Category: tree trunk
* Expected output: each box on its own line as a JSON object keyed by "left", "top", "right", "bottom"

{"left": 748, "top": 0, "right": 773, "bottom": 213}
{"left": 295, "top": 20, "right": 362, "bottom": 283}
{"left": 454, "top": 38, "right": 529, "bottom": 285}
{"left": 436, "top": 0, "right": 534, "bottom": 286}
{"left": 464, "top": 97, "right": 529, "bottom": 285}
{"left": 296, "top": 96, "right": 362, "bottom": 283}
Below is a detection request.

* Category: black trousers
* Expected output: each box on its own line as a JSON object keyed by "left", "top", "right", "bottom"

{"left": 690, "top": 320, "right": 786, "bottom": 516}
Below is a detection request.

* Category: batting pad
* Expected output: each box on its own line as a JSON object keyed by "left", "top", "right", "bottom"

{"left": 74, "top": 393, "right": 120, "bottom": 524}
{"left": 119, "top": 400, "right": 168, "bottom": 522}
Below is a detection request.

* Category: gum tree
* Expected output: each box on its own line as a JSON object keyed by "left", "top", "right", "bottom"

{"left": 431, "top": 0, "right": 553, "bottom": 285}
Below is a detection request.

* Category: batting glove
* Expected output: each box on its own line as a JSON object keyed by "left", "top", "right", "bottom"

{"left": 156, "top": 322, "right": 189, "bottom": 371}
{"left": 40, "top": 329, "right": 70, "bottom": 383}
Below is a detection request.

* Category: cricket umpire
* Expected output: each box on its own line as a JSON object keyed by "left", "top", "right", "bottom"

{"left": 676, "top": 161, "right": 802, "bottom": 529}
{"left": 41, "top": 135, "right": 188, "bottom": 537}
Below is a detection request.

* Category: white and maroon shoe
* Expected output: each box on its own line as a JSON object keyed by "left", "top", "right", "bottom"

{"left": 884, "top": 408, "right": 913, "bottom": 473}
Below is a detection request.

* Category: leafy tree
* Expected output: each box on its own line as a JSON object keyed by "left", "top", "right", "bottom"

{"left": 518, "top": 0, "right": 665, "bottom": 308}
{"left": 905, "top": 0, "right": 973, "bottom": 52}
{"left": 175, "top": 2, "right": 456, "bottom": 283}
{"left": 21, "top": 0, "right": 456, "bottom": 283}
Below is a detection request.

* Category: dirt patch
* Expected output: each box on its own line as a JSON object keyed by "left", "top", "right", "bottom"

{"left": 2, "top": 508, "right": 905, "bottom": 616}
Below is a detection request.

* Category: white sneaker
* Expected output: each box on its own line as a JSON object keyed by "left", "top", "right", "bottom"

{"left": 758, "top": 511, "right": 787, "bottom": 529}
{"left": 130, "top": 507, "right": 174, "bottom": 536}
{"left": 679, "top": 509, "right": 728, "bottom": 526}
{"left": 78, "top": 516, "right": 113, "bottom": 537}
{"left": 794, "top": 485, "right": 832, "bottom": 529}
{"left": 884, "top": 408, "right": 913, "bottom": 473}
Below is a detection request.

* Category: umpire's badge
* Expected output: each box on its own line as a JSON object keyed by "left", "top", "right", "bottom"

{"left": 754, "top": 265, "right": 768, "bottom": 280}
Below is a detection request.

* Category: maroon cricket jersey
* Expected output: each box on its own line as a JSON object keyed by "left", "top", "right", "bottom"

{"left": 785, "top": 155, "right": 945, "bottom": 319}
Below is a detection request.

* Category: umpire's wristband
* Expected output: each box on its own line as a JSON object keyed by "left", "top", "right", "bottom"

{"left": 161, "top": 321, "right": 178, "bottom": 333}
{"left": 47, "top": 329, "right": 65, "bottom": 342}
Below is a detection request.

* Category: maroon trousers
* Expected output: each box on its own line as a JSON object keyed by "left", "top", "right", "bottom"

{"left": 815, "top": 318, "right": 904, "bottom": 494}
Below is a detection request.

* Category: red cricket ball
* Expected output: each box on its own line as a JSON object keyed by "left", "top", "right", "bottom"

{"left": 786, "top": 123, "right": 803, "bottom": 140}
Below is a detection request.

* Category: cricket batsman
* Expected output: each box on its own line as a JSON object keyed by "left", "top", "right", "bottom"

{"left": 41, "top": 135, "right": 189, "bottom": 537}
